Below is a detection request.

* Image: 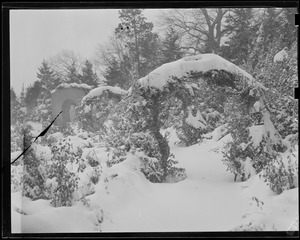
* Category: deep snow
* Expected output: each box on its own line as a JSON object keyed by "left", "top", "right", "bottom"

{"left": 11, "top": 129, "right": 298, "bottom": 232}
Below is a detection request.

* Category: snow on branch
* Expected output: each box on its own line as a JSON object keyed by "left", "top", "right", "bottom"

{"left": 81, "top": 86, "right": 128, "bottom": 102}
{"left": 137, "top": 53, "right": 266, "bottom": 91}
{"left": 51, "top": 83, "right": 93, "bottom": 94}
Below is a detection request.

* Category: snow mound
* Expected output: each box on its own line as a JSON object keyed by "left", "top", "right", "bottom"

{"left": 138, "top": 53, "right": 262, "bottom": 91}
{"left": 273, "top": 47, "right": 288, "bottom": 63}
{"left": 82, "top": 86, "right": 128, "bottom": 102}
{"left": 51, "top": 83, "right": 93, "bottom": 94}
{"left": 87, "top": 153, "right": 151, "bottom": 214}
{"left": 11, "top": 192, "right": 103, "bottom": 233}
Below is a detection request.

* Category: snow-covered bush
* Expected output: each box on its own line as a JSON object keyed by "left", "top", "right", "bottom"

{"left": 176, "top": 106, "right": 208, "bottom": 146}
{"left": 76, "top": 87, "right": 126, "bottom": 132}
{"left": 221, "top": 82, "right": 283, "bottom": 182}
{"left": 20, "top": 125, "right": 47, "bottom": 200}
{"left": 47, "top": 138, "right": 83, "bottom": 207}
{"left": 11, "top": 154, "right": 23, "bottom": 193}
{"left": 250, "top": 40, "right": 298, "bottom": 139}
{"left": 164, "top": 153, "right": 187, "bottom": 183}
{"left": 260, "top": 136, "right": 298, "bottom": 194}
{"left": 105, "top": 130, "right": 164, "bottom": 182}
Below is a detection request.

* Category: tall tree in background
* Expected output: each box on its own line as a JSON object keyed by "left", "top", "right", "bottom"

{"left": 160, "top": 27, "right": 184, "bottom": 64}
{"left": 102, "top": 57, "right": 131, "bottom": 89}
{"left": 66, "top": 61, "right": 81, "bottom": 84}
{"left": 220, "top": 8, "right": 258, "bottom": 64}
{"left": 249, "top": 8, "right": 291, "bottom": 71}
{"left": 37, "top": 60, "right": 61, "bottom": 99}
{"left": 79, "top": 60, "right": 99, "bottom": 88}
{"left": 160, "top": 8, "right": 229, "bottom": 54}
{"left": 258, "top": 8, "right": 283, "bottom": 51}
{"left": 49, "top": 50, "right": 82, "bottom": 83}
{"left": 11, "top": 87, "right": 18, "bottom": 124}
{"left": 94, "top": 35, "right": 132, "bottom": 89}
{"left": 115, "top": 9, "right": 159, "bottom": 80}
{"left": 24, "top": 80, "right": 42, "bottom": 109}
{"left": 280, "top": 8, "right": 297, "bottom": 48}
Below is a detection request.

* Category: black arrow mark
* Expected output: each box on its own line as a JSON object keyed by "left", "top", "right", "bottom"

{"left": 10, "top": 111, "right": 63, "bottom": 166}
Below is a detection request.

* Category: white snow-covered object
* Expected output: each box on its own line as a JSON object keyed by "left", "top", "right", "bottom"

{"left": 248, "top": 110, "right": 282, "bottom": 148}
{"left": 273, "top": 48, "right": 288, "bottom": 63}
{"left": 185, "top": 107, "right": 207, "bottom": 129}
{"left": 82, "top": 86, "right": 128, "bottom": 102}
{"left": 138, "top": 53, "right": 263, "bottom": 91}
{"left": 51, "top": 83, "right": 93, "bottom": 94}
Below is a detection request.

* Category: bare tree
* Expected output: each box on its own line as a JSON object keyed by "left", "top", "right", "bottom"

{"left": 159, "top": 8, "right": 229, "bottom": 54}
{"left": 48, "top": 49, "right": 83, "bottom": 82}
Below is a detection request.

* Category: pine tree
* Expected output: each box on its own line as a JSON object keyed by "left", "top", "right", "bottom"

{"left": 103, "top": 58, "right": 127, "bottom": 88}
{"left": 37, "top": 60, "right": 60, "bottom": 90}
{"left": 259, "top": 8, "right": 283, "bottom": 50}
{"left": 79, "top": 60, "right": 99, "bottom": 88}
{"left": 11, "top": 87, "right": 18, "bottom": 124}
{"left": 249, "top": 8, "right": 284, "bottom": 70}
{"left": 24, "top": 80, "right": 42, "bottom": 109}
{"left": 34, "top": 61, "right": 60, "bottom": 123}
{"left": 220, "top": 8, "right": 258, "bottom": 64}
{"left": 20, "top": 83, "right": 26, "bottom": 103}
{"left": 280, "top": 8, "right": 297, "bottom": 48}
{"left": 66, "top": 62, "right": 81, "bottom": 84}
{"left": 115, "top": 9, "right": 159, "bottom": 79}
{"left": 160, "top": 27, "right": 183, "bottom": 64}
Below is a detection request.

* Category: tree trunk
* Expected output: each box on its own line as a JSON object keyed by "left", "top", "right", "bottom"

{"left": 148, "top": 95, "right": 170, "bottom": 182}
{"left": 151, "top": 130, "right": 170, "bottom": 182}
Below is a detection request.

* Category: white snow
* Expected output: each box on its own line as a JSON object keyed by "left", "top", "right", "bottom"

{"left": 82, "top": 86, "right": 128, "bottom": 102}
{"left": 51, "top": 83, "right": 93, "bottom": 94}
{"left": 253, "top": 101, "right": 261, "bottom": 112}
{"left": 84, "top": 105, "right": 91, "bottom": 113}
{"left": 185, "top": 107, "right": 207, "bottom": 129}
{"left": 11, "top": 192, "right": 102, "bottom": 233}
{"left": 138, "top": 53, "right": 263, "bottom": 91}
{"left": 242, "top": 157, "right": 257, "bottom": 178}
{"left": 248, "top": 125, "right": 265, "bottom": 148}
{"left": 248, "top": 110, "right": 282, "bottom": 148}
{"left": 273, "top": 48, "right": 288, "bottom": 63}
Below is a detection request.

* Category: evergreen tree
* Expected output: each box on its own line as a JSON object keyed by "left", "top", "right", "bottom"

{"left": 103, "top": 58, "right": 128, "bottom": 88}
{"left": 220, "top": 8, "right": 258, "bottom": 64}
{"left": 37, "top": 60, "right": 60, "bottom": 89}
{"left": 24, "top": 80, "right": 42, "bottom": 109}
{"left": 115, "top": 9, "right": 159, "bottom": 80}
{"left": 66, "top": 62, "right": 81, "bottom": 84}
{"left": 160, "top": 27, "right": 183, "bottom": 64}
{"left": 20, "top": 83, "right": 26, "bottom": 103}
{"left": 10, "top": 87, "right": 18, "bottom": 124}
{"left": 280, "top": 8, "right": 297, "bottom": 48}
{"left": 79, "top": 60, "right": 99, "bottom": 88}
{"left": 33, "top": 61, "right": 60, "bottom": 123}
{"left": 249, "top": 8, "right": 285, "bottom": 70}
{"left": 259, "top": 8, "right": 283, "bottom": 50}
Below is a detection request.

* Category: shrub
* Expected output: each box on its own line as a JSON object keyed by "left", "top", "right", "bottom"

{"left": 76, "top": 89, "right": 123, "bottom": 132}
{"left": 260, "top": 141, "right": 298, "bottom": 194}
{"left": 47, "top": 138, "right": 83, "bottom": 207}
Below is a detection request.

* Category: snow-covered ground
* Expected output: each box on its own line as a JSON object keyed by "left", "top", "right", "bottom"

{"left": 11, "top": 129, "right": 298, "bottom": 233}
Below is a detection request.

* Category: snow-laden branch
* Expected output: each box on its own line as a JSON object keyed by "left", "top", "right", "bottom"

{"left": 137, "top": 53, "right": 266, "bottom": 91}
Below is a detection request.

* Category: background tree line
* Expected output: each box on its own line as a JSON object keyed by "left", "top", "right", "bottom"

{"left": 11, "top": 7, "right": 297, "bottom": 122}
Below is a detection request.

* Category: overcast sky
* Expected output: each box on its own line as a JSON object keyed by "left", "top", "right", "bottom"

{"left": 10, "top": 9, "right": 167, "bottom": 96}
